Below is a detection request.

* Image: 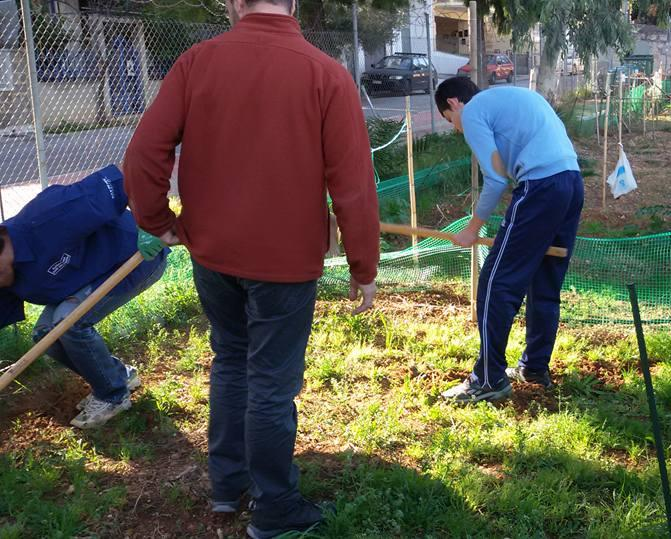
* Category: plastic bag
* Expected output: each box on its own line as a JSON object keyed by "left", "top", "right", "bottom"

{"left": 607, "top": 144, "right": 637, "bottom": 199}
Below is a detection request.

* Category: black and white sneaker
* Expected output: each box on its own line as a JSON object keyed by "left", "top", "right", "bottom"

{"left": 506, "top": 366, "right": 553, "bottom": 388}
{"left": 247, "top": 498, "right": 331, "bottom": 539}
{"left": 211, "top": 499, "right": 241, "bottom": 513}
{"left": 442, "top": 376, "right": 512, "bottom": 404}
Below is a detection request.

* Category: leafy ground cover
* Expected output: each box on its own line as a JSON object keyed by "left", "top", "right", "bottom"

{"left": 2, "top": 252, "right": 671, "bottom": 538}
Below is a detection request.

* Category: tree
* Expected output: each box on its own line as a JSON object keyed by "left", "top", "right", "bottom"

{"left": 491, "top": 0, "right": 634, "bottom": 102}
{"left": 137, "top": 0, "right": 228, "bottom": 24}
{"left": 298, "top": 0, "right": 408, "bottom": 32}
{"left": 632, "top": 0, "right": 671, "bottom": 25}
{"left": 321, "top": 1, "right": 406, "bottom": 56}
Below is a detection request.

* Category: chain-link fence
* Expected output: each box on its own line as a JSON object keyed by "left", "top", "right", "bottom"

{"left": 0, "top": 2, "right": 603, "bottom": 222}
{"left": 0, "top": 7, "right": 230, "bottom": 219}
{"left": 0, "top": 5, "right": 377, "bottom": 220}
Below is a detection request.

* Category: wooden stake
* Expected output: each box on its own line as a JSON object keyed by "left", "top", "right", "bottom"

{"left": 405, "top": 95, "right": 417, "bottom": 250}
{"left": 469, "top": 0, "right": 479, "bottom": 323}
{"left": 594, "top": 92, "right": 600, "bottom": 145}
{"left": 652, "top": 91, "right": 656, "bottom": 140}
{"left": 643, "top": 84, "right": 647, "bottom": 136}
{"left": 618, "top": 74, "right": 624, "bottom": 144}
{"left": 602, "top": 72, "right": 612, "bottom": 211}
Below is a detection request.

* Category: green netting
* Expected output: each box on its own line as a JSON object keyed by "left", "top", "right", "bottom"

{"left": 324, "top": 208, "right": 671, "bottom": 326}
{"left": 376, "top": 158, "right": 471, "bottom": 201}
{"left": 623, "top": 80, "right": 671, "bottom": 114}
{"left": 560, "top": 80, "right": 671, "bottom": 138}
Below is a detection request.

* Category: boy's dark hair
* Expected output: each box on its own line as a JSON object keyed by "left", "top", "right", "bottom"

{"left": 435, "top": 77, "right": 481, "bottom": 114}
{"left": 0, "top": 228, "right": 5, "bottom": 256}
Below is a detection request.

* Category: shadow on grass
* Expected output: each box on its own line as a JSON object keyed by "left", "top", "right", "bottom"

{"left": 296, "top": 449, "right": 487, "bottom": 538}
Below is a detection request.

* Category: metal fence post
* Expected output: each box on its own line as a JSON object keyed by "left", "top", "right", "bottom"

{"left": 352, "top": 1, "right": 360, "bottom": 92}
{"left": 19, "top": 0, "right": 48, "bottom": 190}
{"left": 425, "top": 11, "right": 435, "bottom": 134}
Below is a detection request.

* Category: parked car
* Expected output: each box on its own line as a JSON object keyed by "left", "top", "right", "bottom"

{"left": 457, "top": 54, "right": 514, "bottom": 84}
{"left": 361, "top": 53, "right": 438, "bottom": 96}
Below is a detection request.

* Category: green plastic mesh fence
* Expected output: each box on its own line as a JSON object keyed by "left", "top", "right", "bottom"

{"left": 560, "top": 79, "right": 671, "bottom": 138}
{"left": 324, "top": 211, "right": 671, "bottom": 327}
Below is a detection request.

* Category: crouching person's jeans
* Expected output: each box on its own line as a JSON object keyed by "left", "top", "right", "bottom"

{"left": 191, "top": 259, "right": 317, "bottom": 514}
{"left": 32, "top": 257, "right": 167, "bottom": 404}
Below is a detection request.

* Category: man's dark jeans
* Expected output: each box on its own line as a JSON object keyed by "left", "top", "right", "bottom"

{"left": 192, "top": 259, "right": 317, "bottom": 514}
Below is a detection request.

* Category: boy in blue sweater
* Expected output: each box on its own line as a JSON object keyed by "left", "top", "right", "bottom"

{"left": 0, "top": 166, "right": 168, "bottom": 427}
{"left": 435, "top": 77, "right": 584, "bottom": 403}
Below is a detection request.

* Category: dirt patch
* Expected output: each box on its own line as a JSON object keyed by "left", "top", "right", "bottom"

{"left": 507, "top": 383, "right": 559, "bottom": 415}
{"left": 553, "top": 356, "right": 629, "bottom": 391}
{"left": 106, "top": 455, "right": 251, "bottom": 539}
{"left": 577, "top": 359, "right": 627, "bottom": 390}
{"left": 0, "top": 371, "right": 88, "bottom": 434}
{"left": 315, "top": 284, "right": 472, "bottom": 322}
{"left": 575, "top": 129, "right": 671, "bottom": 224}
{"left": 569, "top": 326, "right": 630, "bottom": 347}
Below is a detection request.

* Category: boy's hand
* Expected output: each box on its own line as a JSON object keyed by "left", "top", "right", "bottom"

{"left": 452, "top": 216, "right": 485, "bottom": 248}
{"left": 452, "top": 228, "right": 479, "bottom": 248}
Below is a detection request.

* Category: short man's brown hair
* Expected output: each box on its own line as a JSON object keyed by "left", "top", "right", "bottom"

{"left": 246, "top": 0, "right": 293, "bottom": 11}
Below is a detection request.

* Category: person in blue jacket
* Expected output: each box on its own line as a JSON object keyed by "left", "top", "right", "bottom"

{"left": 0, "top": 165, "right": 168, "bottom": 428}
{"left": 435, "top": 77, "right": 584, "bottom": 403}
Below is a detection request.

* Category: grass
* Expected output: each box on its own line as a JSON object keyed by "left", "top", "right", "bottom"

{"left": 367, "top": 118, "right": 470, "bottom": 182}
{"left": 2, "top": 255, "right": 671, "bottom": 537}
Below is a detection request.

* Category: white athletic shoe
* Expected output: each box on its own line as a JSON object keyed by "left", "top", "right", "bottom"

{"left": 70, "top": 394, "right": 131, "bottom": 429}
{"left": 76, "top": 365, "right": 141, "bottom": 411}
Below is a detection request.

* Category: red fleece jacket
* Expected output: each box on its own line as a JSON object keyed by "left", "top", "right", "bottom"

{"left": 123, "top": 13, "right": 379, "bottom": 284}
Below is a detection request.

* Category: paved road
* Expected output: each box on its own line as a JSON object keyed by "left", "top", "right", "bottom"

{"left": 0, "top": 73, "right": 583, "bottom": 189}
{"left": 0, "top": 125, "right": 133, "bottom": 186}
{"left": 361, "top": 75, "right": 537, "bottom": 135}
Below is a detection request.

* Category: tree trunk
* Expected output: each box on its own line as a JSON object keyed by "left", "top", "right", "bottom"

{"left": 536, "top": 45, "right": 560, "bottom": 104}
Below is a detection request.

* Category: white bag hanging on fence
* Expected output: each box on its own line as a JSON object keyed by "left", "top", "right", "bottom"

{"left": 607, "top": 144, "right": 637, "bottom": 199}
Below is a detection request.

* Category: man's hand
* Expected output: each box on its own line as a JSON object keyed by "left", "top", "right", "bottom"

{"left": 349, "top": 276, "right": 376, "bottom": 315}
{"left": 451, "top": 216, "right": 485, "bottom": 248}
{"left": 159, "top": 228, "right": 180, "bottom": 246}
{"left": 137, "top": 228, "right": 168, "bottom": 260}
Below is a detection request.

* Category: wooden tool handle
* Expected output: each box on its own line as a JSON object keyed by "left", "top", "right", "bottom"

{"left": 380, "top": 222, "right": 568, "bottom": 258}
{"left": 0, "top": 252, "right": 145, "bottom": 392}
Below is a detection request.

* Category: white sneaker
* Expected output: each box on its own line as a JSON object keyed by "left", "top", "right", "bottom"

{"left": 70, "top": 395, "right": 131, "bottom": 429}
{"left": 76, "top": 366, "right": 141, "bottom": 411}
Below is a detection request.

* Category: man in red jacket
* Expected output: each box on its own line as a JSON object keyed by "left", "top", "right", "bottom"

{"left": 123, "top": 0, "right": 379, "bottom": 535}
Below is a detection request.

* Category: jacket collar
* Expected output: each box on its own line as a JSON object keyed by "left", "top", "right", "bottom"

{"left": 234, "top": 13, "right": 301, "bottom": 35}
